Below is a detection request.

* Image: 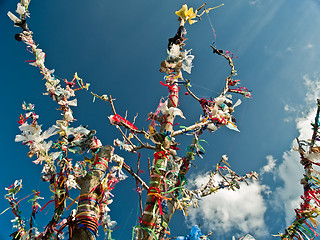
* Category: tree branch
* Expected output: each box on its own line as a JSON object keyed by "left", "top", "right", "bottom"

{"left": 172, "top": 120, "right": 209, "bottom": 137}
{"left": 185, "top": 81, "right": 200, "bottom": 101}
{"left": 122, "top": 162, "right": 149, "bottom": 191}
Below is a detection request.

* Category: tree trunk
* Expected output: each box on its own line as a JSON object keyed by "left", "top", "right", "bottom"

{"left": 70, "top": 145, "right": 113, "bottom": 240}
{"left": 138, "top": 80, "right": 180, "bottom": 239}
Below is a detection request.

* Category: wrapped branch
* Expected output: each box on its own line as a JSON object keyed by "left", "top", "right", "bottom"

{"left": 196, "top": 155, "right": 258, "bottom": 198}
{"left": 279, "top": 100, "right": 320, "bottom": 240}
{"left": 6, "top": 2, "right": 126, "bottom": 239}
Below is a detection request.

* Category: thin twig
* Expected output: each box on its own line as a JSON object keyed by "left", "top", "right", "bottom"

{"left": 210, "top": 45, "right": 235, "bottom": 80}
{"left": 148, "top": 157, "right": 152, "bottom": 177}
{"left": 116, "top": 126, "right": 136, "bottom": 150}
{"left": 217, "top": 166, "right": 232, "bottom": 186}
{"left": 132, "top": 134, "right": 146, "bottom": 149}
{"left": 122, "top": 162, "right": 149, "bottom": 191}
{"left": 210, "top": 45, "right": 236, "bottom": 96}
{"left": 108, "top": 95, "right": 117, "bottom": 115}
{"left": 136, "top": 154, "right": 143, "bottom": 217}
{"left": 132, "top": 144, "right": 156, "bottom": 152}
{"left": 133, "top": 113, "right": 139, "bottom": 125}
{"left": 133, "top": 128, "right": 149, "bottom": 136}
{"left": 185, "top": 81, "right": 200, "bottom": 101}
{"left": 196, "top": 3, "right": 207, "bottom": 12}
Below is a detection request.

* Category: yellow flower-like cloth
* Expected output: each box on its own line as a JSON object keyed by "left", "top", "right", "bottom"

{"left": 175, "top": 4, "right": 197, "bottom": 25}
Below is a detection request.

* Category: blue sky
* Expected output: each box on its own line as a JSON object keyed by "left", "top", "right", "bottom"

{"left": 1, "top": 0, "right": 320, "bottom": 239}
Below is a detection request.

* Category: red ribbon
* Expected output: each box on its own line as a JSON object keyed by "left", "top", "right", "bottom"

{"left": 147, "top": 187, "right": 165, "bottom": 215}
{"left": 160, "top": 81, "right": 180, "bottom": 107}
{"left": 40, "top": 200, "right": 55, "bottom": 212}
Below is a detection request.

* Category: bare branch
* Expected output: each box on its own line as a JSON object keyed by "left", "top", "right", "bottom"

{"left": 111, "top": 157, "right": 150, "bottom": 191}
{"left": 210, "top": 45, "right": 236, "bottom": 82}
{"left": 131, "top": 134, "right": 156, "bottom": 151}
{"left": 133, "top": 113, "right": 139, "bottom": 125}
{"left": 185, "top": 81, "right": 200, "bottom": 101}
{"left": 108, "top": 94, "right": 117, "bottom": 115}
{"left": 91, "top": 92, "right": 110, "bottom": 101}
{"left": 123, "top": 165, "right": 149, "bottom": 191}
{"left": 116, "top": 126, "right": 136, "bottom": 151}
{"left": 136, "top": 154, "right": 144, "bottom": 217}
{"left": 132, "top": 144, "right": 156, "bottom": 152}
{"left": 196, "top": 3, "right": 207, "bottom": 12}
{"left": 148, "top": 157, "right": 152, "bottom": 176}
{"left": 172, "top": 120, "right": 209, "bottom": 137}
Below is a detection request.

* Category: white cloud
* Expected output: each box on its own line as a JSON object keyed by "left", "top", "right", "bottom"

{"left": 260, "top": 155, "right": 277, "bottom": 176}
{"left": 283, "top": 117, "right": 291, "bottom": 122}
{"left": 286, "top": 47, "right": 293, "bottom": 52}
{"left": 187, "top": 174, "right": 269, "bottom": 238}
{"left": 296, "top": 108, "right": 316, "bottom": 140}
{"left": 249, "top": 0, "right": 261, "bottom": 6}
{"left": 283, "top": 104, "right": 295, "bottom": 112}
{"left": 274, "top": 73, "right": 320, "bottom": 225}
{"left": 303, "top": 74, "right": 320, "bottom": 105}
{"left": 306, "top": 43, "right": 314, "bottom": 49}
{"left": 274, "top": 149, "right": 303, "bottom": 225}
